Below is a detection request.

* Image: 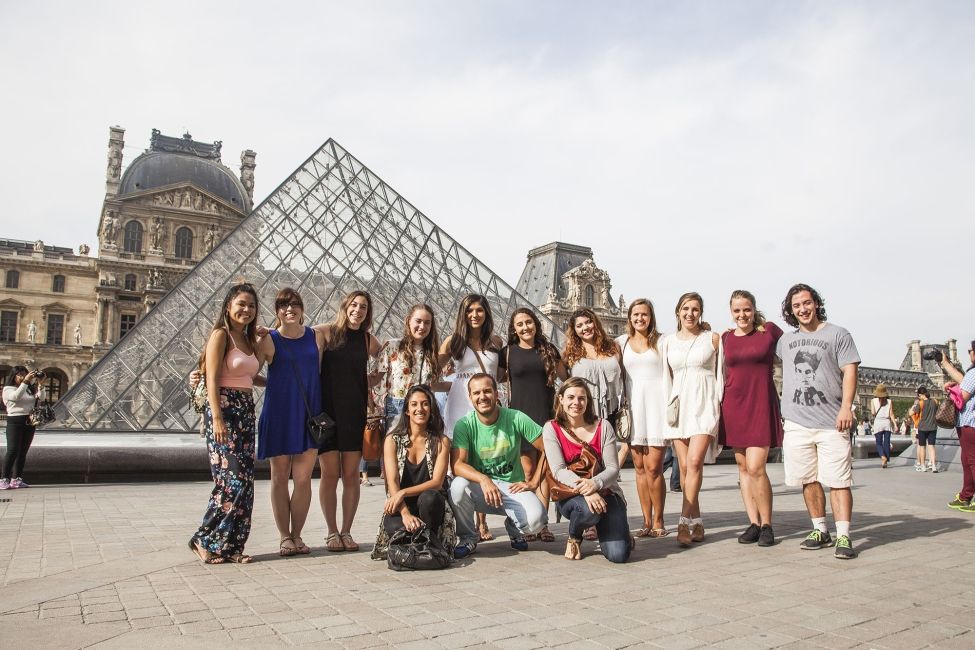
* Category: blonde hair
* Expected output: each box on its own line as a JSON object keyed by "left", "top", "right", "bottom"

{"left": 729, "top": 289, "right": 767, "bottom": 331}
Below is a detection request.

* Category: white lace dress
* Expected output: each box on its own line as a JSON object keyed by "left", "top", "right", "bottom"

{"left": 617, "top": 335, "right": 669, "bottom": 447}
{"left": 443, "top": 346, "right": 499, "bottom": 439}
{"left": 663, "top": 332, "right": 724, "bottom": 439}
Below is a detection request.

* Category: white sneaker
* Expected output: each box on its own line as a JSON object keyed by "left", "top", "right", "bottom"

{"left": 915, "top": 464, "right": 924, "bottom": 472}
{"left": 0, "top": 478, "right": 9, "bottom": 490}
{"left": 931, "top": 465, "right": 940, "bottom": 474}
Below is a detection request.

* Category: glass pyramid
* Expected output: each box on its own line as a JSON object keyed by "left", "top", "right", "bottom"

{"left": 52, "top": 140, "right": 562, "bottom": 432}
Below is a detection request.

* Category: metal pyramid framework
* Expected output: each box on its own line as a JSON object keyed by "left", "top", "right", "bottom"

{"left": 53, "top": 139, "right": 562, "bottom": 432}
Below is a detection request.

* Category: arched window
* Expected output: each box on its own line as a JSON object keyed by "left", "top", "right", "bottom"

{"left": 584, "top": 285, "right": 594, "bottom": 307}
{"left": 40, "top": 368, "right": 67, "bottom": 404}
{"left": 5, "top": 269, "right": 19, "bottom": 289}
{"left": 52, "top": 275, "right": 65, "bottom": 293}
{"left": 123, "top": 220, "right": 144, "bottom": 253}
{"left": 174, "top": 227, "right": 193, "bottom": 259}
{"left": 124, "top": 274, "right": 137, "bottom": 291}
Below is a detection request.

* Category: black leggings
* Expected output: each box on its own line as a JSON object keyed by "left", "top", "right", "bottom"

{"left": 383, "top": 490, "right": 446, "bottom": 534}
{"left": 3, "top": 416, "right": 35, "bottom": 479}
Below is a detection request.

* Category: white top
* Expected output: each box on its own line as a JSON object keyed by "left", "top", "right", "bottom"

{"left": 663, "top": 332, "right": 724, "bottom": 439}
{"left": 616, "top": 334, "right": 669, "bottom": 447}
{"left": 570, "top": 355, "right": 623, "bottom": 420}
{"left": 443, "top": 346, "right": 499, "bottom": 438}
{"left": 2, "top": 383, "right": 36, "bottom": 416}
{"left": 871, "top": 398, "right": 894, "bottom": 432}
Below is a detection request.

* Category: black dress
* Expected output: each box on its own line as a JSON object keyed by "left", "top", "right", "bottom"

{"left": 320, "top": 328, "right": 368, "bottom": 453}
{"left": 500, "top": 344, "right": 559, "bottom": 426}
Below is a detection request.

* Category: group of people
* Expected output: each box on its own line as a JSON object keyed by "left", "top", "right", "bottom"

{"left": 186, "top": 279, "right": 885, "bottom": 565}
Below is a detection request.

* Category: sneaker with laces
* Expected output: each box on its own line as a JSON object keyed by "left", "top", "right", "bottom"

{"left": 509, "top": 536, "right": 529, "bottom": 552}
{"left": 915, "top": 463, "right": 924, "bottom": 472}
{"left": 9, "top": 478, "right": 27, "bottom": 489}
{"left": 833, "top": 535, "right": 856, "bottom": 559}
{"left": 799, "top": 529, "right": 833, "bottom": 550}
{"left": 757, "top": 524, "right": 775, "bottom": 547}
{"left": 738, "top": 523, "right": 761, "bottom": 544}
{"left": 948, "top": 494, "right": 969, "bottom": 509}
{"left": 453, "top": 542, "right": 477, "bottom": 559}
{"left": 956, "top": 503, "right": 975, "bottom": 514}
{"left": 0, "top": 478, "right": 9, "bottom": 490}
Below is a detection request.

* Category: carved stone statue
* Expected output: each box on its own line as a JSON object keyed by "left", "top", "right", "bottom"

{"left": 565, "top": 280, "right": 581, "bottom": 308}
{"left": 180, "top": 189, "right": 193, "bottom": 209}
{"left": 78, "top": 244, "right": 90, "bottom": 256}
{"left": 74, "top": 323, "right": 82, "bottom": 346}
{"left": 149, "top": 217, "right": 164, "bottom": 251}
{"left": 599, "top": 285, "right": 610, "bottom": 308}
{"left": 107, "top": 146, "right": 122, "bottom": 179}
{"left": 147, "top": 268, "right": 162, "bottom": 289}
{"left": 33, "top": 240, "right": 44, "bottom": 252}
{"left": 101, "top": 211, "right": 120, "bottom": 246}
{"left": 618, "top": 294, "right": 626, "bottom": 314}
{"left": 27, "top": 320, "right": 37, "bottom": 344}
{"left": 204, "top": 225, "right": 218, "bottom": 253}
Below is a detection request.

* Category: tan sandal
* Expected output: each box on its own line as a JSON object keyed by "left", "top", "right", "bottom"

{"left": 227, "top": 553, "right": 253, "bottom": 564}
{"left": 649, "top": 528, "right": 670, "bottom": 538}
{"left": 634, "top": 527, "right": 652, "bottom": 538}
{"left": 538, "top": 526, "right": 555, "bottom": 543}
{"left": 565, "top": 538, "right": 582, "bottom": 560}
{"left": 292, "top": 536, "right": 311, "bottom": 554}
{"left": 339, "top": 533, "right": 359, "bottom": 552}
{"left": 325, "top": 532, "right": 345, "bottom": 552}
{"left": 279, "top": 537, "right": 298, "bottom": 557}
{"left": 188, "top": 539, "right": 224, "bottom": 564}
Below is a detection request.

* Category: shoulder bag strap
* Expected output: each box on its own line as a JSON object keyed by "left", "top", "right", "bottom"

{"left": 473, "top": 347, "right": 488, "bottom": 375}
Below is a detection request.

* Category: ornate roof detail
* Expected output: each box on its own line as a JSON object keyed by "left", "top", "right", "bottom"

{"left": 149, "top": 129, "right": 222, "bottom": 161}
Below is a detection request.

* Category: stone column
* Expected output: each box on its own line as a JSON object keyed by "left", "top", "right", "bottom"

{"left": 105, "top": 126, "right": 125, "bottom": 196}
{"left": 909, "top": 340, "right": 922, "bottom": 371}
{"left": 240, "top": 149, "right": 257, "bottom": 206}
{"left": 94, "top": 298, "right": 106, "bottom": 345}
{"left": 948, "top": 339, "right": 959, "bottom": 365}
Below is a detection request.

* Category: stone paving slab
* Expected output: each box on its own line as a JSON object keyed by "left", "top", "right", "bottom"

{"left": 0, "top": 459, "right": 972, "bottom": 648}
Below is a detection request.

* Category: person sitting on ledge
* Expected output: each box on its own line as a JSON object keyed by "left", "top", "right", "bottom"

{"left": 449, "top": 373, "right": 547, "bottom": 558}
{"left": 371, "top": 384, "right": 456, "bottom": 560}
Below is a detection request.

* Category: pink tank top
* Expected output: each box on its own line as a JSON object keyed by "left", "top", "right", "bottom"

{"left": 219, "top": 336, "right": 258, "bottom": 389}
{"left": 553, "top": 420, "right": 603, "bottom": 463}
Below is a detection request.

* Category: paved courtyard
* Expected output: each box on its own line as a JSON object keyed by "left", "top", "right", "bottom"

{"left": 0, "top": 457, "right": 972, "bottom": 649}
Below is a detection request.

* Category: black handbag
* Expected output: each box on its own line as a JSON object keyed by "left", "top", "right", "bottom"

{"left": 28, "top": 400, "right": 55, "bottom": 427}
{"left": 386, "top": 526, "right": 451, "bottom": 571}
{"left": 278, "top": 336, "right": 336, "bottom": 447}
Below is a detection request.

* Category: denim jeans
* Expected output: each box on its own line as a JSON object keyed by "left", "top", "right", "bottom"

{"left": 385, "top": 396, "right": 406, "bottom": 432}
{"left": 557, "top": 493, "right": 631, "bottom": 563}
{"left": 663, "top": 447, "right": 681, "bottom": 490}
{"left": 874, "top": 430, "right": 892, "bottom": 459}
{"left": 449, "top": 476, "right": 546, "bottom": 545}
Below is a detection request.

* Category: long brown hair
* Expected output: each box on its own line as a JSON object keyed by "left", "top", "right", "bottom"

{"left": 387, "top": 384, "right": 445, "bottom": 439}
{"left": 507, "top": 307, "right": 560, "bottom": 386}
{"left": 199, "top": 282, "right": 259, "bottom": 369}
{"left": 448, "top": 294, "right": 498, "bottom": 360}
{"left": 328, "top": 290, "right": 372, "bottom": 350}
{"left": 563, "top": 308, "right": 618, "bottom": 369}
{"left": 554, "top": 377, "right": 597, "bottom": 428}
{"left": 626, "top": 298, "right": 661, "bottom": 351}
{"left": 396, "top": 304, "right": 441, "bottom": 378}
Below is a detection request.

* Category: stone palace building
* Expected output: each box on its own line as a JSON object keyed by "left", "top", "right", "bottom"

{"left": 0, "top": 126, "right": 255, "bottom": 407}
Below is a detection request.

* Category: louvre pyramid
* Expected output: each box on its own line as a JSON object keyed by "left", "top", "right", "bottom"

{"left": 52, "top": 139, "right": 562, "bottom": 432}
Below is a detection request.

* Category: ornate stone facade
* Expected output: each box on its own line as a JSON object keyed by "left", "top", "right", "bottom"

{"left": 0, "top": 126, "right": 255, "bottom": 408}
{"left": 515, "top": 242, "right": 626, "bottom": 337}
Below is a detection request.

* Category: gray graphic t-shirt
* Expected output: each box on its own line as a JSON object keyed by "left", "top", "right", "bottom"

{"left": 777, "top": 323, "right": 861, "bottom": 430}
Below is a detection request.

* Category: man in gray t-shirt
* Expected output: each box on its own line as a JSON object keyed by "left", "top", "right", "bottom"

{"left": 777, "top": 284, "right": 860, "bottom": 560}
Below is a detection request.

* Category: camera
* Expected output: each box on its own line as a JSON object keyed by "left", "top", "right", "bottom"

{"left": 922, "top": 349, "right": 943, "bottom": 364}
{"left": 32, "top": 369, "right": 46, "bottom": 379}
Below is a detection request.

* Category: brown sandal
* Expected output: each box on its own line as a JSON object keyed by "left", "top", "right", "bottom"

{"left": 583, "top": 526, "right": 598, "bottom": 541}
{"left": 292, "top": 536, "right": 311, "bottom": 554}
{"left": 649, "top": 528, "right": 670, "bottom": 538}
{"left": 325, "top": 532, "right": 345, "bottom": 552}
{"left": 538, "top": 526, "right": 555, "bottom": 543}
{"left": 339, "top": 533, "right": 359, "bottom": 552}
{"left": 188, "top": 540, "right": 224, "bottom": 564}
{"left": 634, "top": 527, "right": 652, "bottom": 538}
{"left": 227, "top": 553, "right": 253, "bottom": 564}
{"left": 279, "top": 537, "right": 298, "bottom": 557}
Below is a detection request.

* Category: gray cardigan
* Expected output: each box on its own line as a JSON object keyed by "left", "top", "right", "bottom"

{"left": 542, "top": 418, "right": 623, "bottom": 498}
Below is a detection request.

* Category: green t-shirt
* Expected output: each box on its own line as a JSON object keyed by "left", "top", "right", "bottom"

{"left": 453, "top": 407, "right": 543, "bottom": 482}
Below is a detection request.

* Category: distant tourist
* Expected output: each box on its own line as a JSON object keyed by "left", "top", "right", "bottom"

{"left": 542, "top": 378, "right": 632, "bottom": 562}
{"left": 870, "top": 384, "right": 897, "bottom": 469}
{"left": 777, "top": 283, "right": 860, "bottom": 560}
{"left": 318, "top": 291, "right": 383, "bottom": 552}
{"left": 189, "top": 282, "right": 262, "bottom": 564}
{"left": 371, "top": 385, "right": 456, "bottom": 558}
{"left": 439, "top": 294, "right": 504, "bottom": 542}
{"left": 1, "top": 367, "right": 43, "bottom": 490}
{"left": 911, "top": 386, "right": 940, "bottom": 473}
{"left": 616, "top": 299, "right": 670, "bottom": 538}
{"left": 498, "top": 307, "right": 567, "bottom": 543}
{"left": 255, "top": 288, "right": 323, "bottom": 556}
{"left": 719, "top": 290, "right": 783, "bottom": 548}
{"left": 937, "top": 345, "right": 975, "bottom": 512}
{"left": 449, "top": 373, "right": 547, "bottom": 558}
{"left": 663, "top": 292, "right": 723, "bottom": 548}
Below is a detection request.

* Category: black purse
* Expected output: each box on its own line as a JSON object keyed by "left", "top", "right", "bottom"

{"left": 386, "top": 526, "right": 451, "bottom": 571}
{"left": 278, "top": 334, "right": 336, "bottom": 447}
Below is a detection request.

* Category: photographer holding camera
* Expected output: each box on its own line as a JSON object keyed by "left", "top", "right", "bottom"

{"left": 1, "top": 366, "right": 42, "bottom": 489}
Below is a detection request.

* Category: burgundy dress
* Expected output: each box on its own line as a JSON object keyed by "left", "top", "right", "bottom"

{"left": 719, "top": 322, "right": 784, "bottom": 448}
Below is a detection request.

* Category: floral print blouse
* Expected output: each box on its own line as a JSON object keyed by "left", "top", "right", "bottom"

{"left": 377, "top": 340, "right": 439, "bottom": 400}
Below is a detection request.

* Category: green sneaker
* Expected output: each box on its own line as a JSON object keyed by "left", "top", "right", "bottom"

{"left": 956, "top": 503, "right": 975, "bottom": 514}
{"left": 799, "top": 529, "right": 833, "bottom": 550}
{"left": 834, "top": 535, "right": 856, "bottom": 559}
{"left": 948, "top": 494, "right": 970, "bottom": 509}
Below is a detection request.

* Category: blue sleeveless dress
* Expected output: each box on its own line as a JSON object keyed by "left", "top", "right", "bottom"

{"left": 257, "top": 328, "right": 321, "bottom": 459}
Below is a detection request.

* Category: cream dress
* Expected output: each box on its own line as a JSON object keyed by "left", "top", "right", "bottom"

{"left": 663, "top": 332, "right": 724, "bottom": 439}
{"left": 617, "top": 334, "right": 669, "bottom": 447}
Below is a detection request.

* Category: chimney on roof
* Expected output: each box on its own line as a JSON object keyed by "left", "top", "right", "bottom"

{"left": 909, "top": 340, "right": 922, "bottom": 371}
{"left": 948, "top": 339, "right": 958, "bottom": 365}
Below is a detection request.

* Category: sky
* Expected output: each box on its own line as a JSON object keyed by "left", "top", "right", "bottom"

{"left": 1, "top": 1, "right": 972, "bottom": 368}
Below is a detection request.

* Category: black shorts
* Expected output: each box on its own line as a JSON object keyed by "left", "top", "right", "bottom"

{"left": 917, "top": 430, "right": 937, "bottom": 446}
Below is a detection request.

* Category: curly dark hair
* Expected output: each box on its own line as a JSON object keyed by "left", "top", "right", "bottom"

{"left": 506, "top": 307, "right": 560, "bottom": 386}
{"left": 781, "top": 283, "right": 827, "bottom": 328}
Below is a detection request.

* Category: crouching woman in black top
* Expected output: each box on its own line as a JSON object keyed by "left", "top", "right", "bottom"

{"left": 371, "top": 384, "right": 456, "bottom": 559}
